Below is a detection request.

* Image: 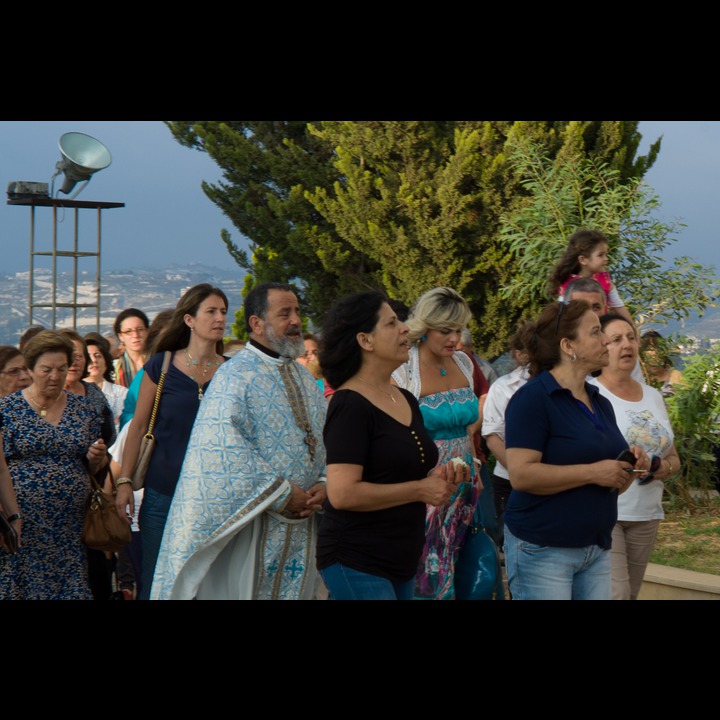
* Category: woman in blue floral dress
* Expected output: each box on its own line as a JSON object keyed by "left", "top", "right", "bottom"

{"left": 393, "top": 287, "right": 480, "bottom": 600}
{"left": 0, "top": 331, "right": 107, "bottom": 600}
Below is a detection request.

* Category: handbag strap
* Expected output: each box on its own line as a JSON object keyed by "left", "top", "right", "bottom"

{"left": 146, "top": 351, "right": 171, "bottom": 437}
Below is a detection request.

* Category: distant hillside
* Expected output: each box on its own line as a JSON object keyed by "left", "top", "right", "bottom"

{"left": 0, "top": 263, "right": 246, "bottom": 346}
{"left": 644, "top": 304, "right": 720, "bottom": 340}
{"left": 2, "top": 261, "right": 718, "bottom": 348}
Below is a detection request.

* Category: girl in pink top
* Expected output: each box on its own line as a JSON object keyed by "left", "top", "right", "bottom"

{"left": 548, "top": 229, "right": 635, "bottom": 327}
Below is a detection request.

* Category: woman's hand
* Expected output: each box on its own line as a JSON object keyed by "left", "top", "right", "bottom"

{"left": 420, "top": 460, "right": 467, "bottom": 506}
{"left": 628, "top": 445, "right": 651, "bottom": 473}
{"left": 584, "top": 458, "right": 638, "bottom": 492}
{"left": 305, "top": 482, "right": 327, "bottom": 514}
{"left": 114, "top": 482, "right": 135, "bottom": 524}
{"left": 0, "top": 521, "right": 21, "bottom": 552}
{"left": 86, "top": 438, "right": 107, "bottom": 473}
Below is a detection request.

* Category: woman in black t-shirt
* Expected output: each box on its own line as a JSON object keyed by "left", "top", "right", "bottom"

{"left": 316, "top": 291, "right": 466, "bottom": 600}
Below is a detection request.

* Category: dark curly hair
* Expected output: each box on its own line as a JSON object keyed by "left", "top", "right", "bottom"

{"left": 319, "top": 290, "right": 389, "bottom": 389}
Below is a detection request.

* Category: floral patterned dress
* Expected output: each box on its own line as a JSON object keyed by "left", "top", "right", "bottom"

{"left": 0, "top": 391, "right": 101, "bottom": 600}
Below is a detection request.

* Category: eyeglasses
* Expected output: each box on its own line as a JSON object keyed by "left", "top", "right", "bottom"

{"left": 554, "top": 300, "right": 568, "bottom": 336}
{"left": 120, "top": 327, "right": 147, "bottom": 336}
{"left": 0, "top": 367, "right": 29, "bottom": 377}
{"left": 638, "top": 455, "right": 662, "bottom": 485}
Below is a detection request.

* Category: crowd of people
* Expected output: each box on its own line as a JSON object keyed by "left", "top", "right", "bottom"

{"left": 0, "top": 227, "right": 690, "bottom": 600}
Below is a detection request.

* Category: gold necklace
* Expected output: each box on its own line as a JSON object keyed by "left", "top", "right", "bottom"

{"left": 356, "top": 377, "right": 397, "bottom": 403}
{"left": 28, "top": 390, "right": 64, "bottom": 417}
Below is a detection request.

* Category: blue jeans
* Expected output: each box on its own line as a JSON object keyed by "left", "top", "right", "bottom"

{"left": 137, "top": 486, "right": 173, "bottom": 601}
{"left": 320, "top": 563, "right": 416, "bottom": 600}
{"left": 503, "top": 525, "right": 611, "bottom": 600}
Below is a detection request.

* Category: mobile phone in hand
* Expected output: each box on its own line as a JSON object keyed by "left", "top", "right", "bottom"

{"left": 616, "top": 449, "right": 636, "bottom": 466}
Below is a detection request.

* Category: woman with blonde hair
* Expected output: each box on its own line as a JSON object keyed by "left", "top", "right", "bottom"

{"left": 114, "top": 284, "right": 228, "bottom": 600}
{"left": 392, "top": 286, "right": 481, "bottom": 600}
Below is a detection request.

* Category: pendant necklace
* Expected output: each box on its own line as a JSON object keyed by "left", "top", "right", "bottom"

{"left": 185, "top": 349, "right": 221, "bottom": 377}
{"left": 28, "top": 390, "right": 64, "bottom": 417}
{"left": 185, "top": 349, "right": 220, "bottom": 400}
{"left": 356, "top": 377, "right": 397, "bottom": 403}
{"left": 420, "top": 357, "right": 448, "bottom": 377}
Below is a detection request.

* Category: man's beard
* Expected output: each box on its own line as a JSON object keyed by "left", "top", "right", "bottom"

{"left": 264, "top": 324, "right": 305, "bottom": 359}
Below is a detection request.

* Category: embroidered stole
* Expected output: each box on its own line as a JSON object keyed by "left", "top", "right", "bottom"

{"left": 277, "top": 360, "right": 317, "bottom": 463}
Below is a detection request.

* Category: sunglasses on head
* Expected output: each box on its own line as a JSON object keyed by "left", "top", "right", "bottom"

{"left": 554, "top": 300, "right": 568, "bottom": 336}
{"left": 638, "top": 455, "right": 662, "bottom": 485}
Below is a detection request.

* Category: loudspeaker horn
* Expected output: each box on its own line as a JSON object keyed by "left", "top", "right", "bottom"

{"left": 51, "top": 132, "right": 112, "bottom": 199}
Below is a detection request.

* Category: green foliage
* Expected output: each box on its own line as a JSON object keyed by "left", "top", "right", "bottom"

{"left": 663, "top": 345, "right": 720, "bottom": 508}
{"left": 164, "top": 120, "right": 658, "bottom": 358}
{"left": 497, "top": 135, "right": 720, "bottom": 332}
{"left": 230, "top": 273, "right": 255, "bottom": 341}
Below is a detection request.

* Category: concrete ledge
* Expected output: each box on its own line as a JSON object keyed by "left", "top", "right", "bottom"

{"left": 638, "top": 562, "right": 720, "bottom": 600}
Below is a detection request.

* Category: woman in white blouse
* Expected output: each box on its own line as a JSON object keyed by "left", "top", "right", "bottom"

{"left": 589, "top": 313, "right": 681, "bottom": 600}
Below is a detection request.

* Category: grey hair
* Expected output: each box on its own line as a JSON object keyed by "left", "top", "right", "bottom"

{"left": 564, "top": 276, "right": 605, "bottom": 299}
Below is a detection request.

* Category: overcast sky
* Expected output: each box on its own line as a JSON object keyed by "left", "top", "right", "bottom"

{"left": 1, "top": 120, "right": 717, "bottom": 278}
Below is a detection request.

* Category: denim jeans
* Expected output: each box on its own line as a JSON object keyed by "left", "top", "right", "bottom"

{"left": 320, "top": 563, "right": 416, "bottom": 600}
{"left": 137, "top": 486, "right": 173, "bottom": 601}
{"left": 503, "top": 525, "right": 611, "bottom": 600}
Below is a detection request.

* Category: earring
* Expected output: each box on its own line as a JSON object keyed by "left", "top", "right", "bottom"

{"left": 571, "top": 353, "right": 577, "bottom": 363}
{"left": 421, "top": 335, "right": 427, "bottom": 342}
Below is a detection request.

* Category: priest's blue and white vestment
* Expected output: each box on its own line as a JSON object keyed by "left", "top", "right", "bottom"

{"left": 151, "top": 343, "right": 328, "bottom": 600}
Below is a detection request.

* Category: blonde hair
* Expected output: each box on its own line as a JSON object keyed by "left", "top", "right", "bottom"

{"left": 406, "top": 287, "right": 471, "bottom": 344}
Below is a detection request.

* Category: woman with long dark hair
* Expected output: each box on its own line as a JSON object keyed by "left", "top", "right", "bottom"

{"left": 114, "top": 284, "right": 228, "bottom": 600}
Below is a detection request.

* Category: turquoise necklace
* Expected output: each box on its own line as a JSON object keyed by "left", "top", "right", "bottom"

{"left": 185, "top": 348, "right": 221, "bottom": 376}
{"left": 185, "top": 349, "right": 221, "bottom": 400}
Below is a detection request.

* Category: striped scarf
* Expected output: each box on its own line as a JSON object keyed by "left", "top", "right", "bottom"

{"left": 114, "top": 352, "right": 141, "bottom": 389}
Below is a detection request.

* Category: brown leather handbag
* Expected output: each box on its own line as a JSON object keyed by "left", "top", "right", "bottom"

{"left": 81, "top": 470, "right": 131, "bottom": 553}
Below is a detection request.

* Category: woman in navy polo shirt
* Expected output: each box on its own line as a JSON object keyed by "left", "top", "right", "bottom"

{"left": 503, "top": 300, "right": 650, "bottom": 600}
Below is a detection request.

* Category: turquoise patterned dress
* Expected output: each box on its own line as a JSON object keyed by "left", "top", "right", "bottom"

{"left": 393, "top": 346, "right": 480, "bottom": 600}
{"left": 415, "top": 385, "right": 479, "bottom": 599}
